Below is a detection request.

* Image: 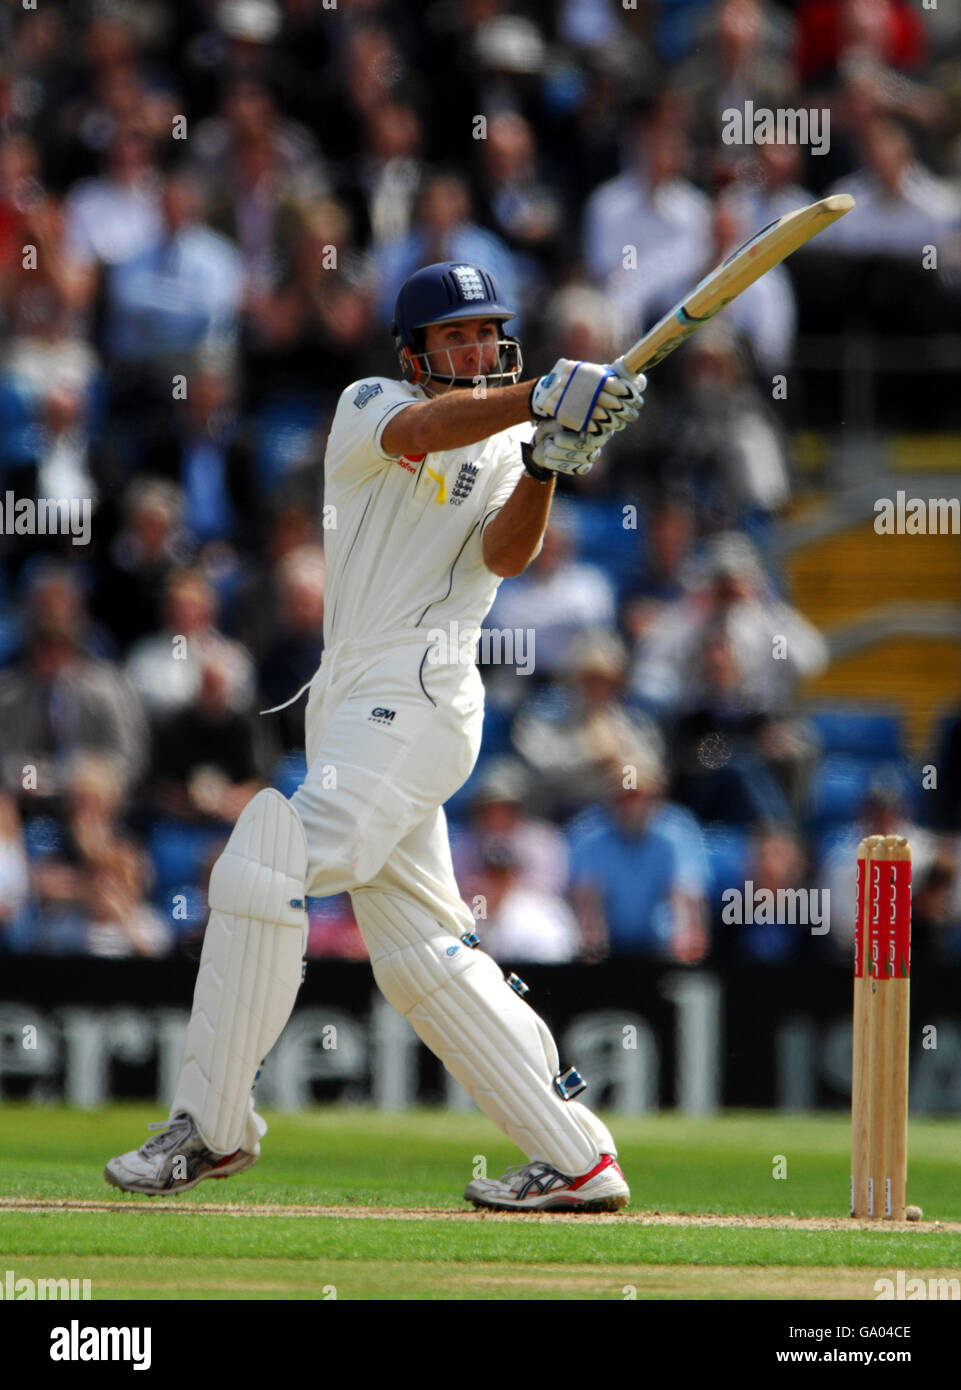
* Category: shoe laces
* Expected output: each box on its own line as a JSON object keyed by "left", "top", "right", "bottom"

{"left": 141, "top": 1114, "right": 195, "bottom": 1156}
{"left": 501, "top": 1161, "right": 565, "bottom": 1188}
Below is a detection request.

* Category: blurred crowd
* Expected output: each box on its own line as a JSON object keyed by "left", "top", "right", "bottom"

{"left": 1, "top": 0, "right": 960, "bottom": 967}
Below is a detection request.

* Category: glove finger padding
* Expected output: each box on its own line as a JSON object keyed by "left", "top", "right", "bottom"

{"left": 530, "top": 418, "right": 602, "bottom": 476}
{"left": 532, "top": 359, "right": 646, "bottom": 436}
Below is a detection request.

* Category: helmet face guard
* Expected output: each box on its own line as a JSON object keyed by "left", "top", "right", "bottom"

{"left": 398, "top": 332, "right": 523, "bottom": 391}
{"left": 392, "top": 262, "right": 523, "bottom": 391}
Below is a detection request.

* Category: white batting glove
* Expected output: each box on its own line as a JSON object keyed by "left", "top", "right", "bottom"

{"left": 531, "top": 359, "right": 646, "bottom": 436}
{"left": 522, "top": 418, "right": 603, "bottom": 479}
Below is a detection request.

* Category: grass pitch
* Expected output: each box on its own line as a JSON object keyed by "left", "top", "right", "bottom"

{"left": 1, "top": 1104, "right": 960, "bottom": 1300}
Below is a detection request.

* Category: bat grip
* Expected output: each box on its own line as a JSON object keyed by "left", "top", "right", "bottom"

{"left": 611, "top": 355, "right": 641, "bottom": 381}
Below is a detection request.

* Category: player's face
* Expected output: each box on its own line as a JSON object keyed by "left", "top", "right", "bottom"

{"left": 422, "top": 317, "right": 502, "bottom": 382}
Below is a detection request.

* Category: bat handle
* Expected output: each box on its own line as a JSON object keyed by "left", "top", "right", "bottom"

{"left": 611, "top": 355, "right": 643, "bottom": 382}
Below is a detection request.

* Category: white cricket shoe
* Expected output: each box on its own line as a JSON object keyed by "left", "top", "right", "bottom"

{"left": 465, "top": 1153, "right": 629, "bottom": 1213}
{"left": 104, "top": 1112, "right": 258, "bottom": 1195}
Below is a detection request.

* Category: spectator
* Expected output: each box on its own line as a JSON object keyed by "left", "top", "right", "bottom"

{"left": 231, "top": 493, "right": 325, "bottom": 662}
{"left": 823, "top": 117, "right": 961, "bottom": 261}
{"left": 0, "top": 790, "right": 29, "bottom": 952}
{"left": 674, "top": 0, "right": 796, "bottom": 184}
{"left": 820, "top": 777, "right": 935, "bottom": 961}
{"left": 136, "top": 356, "right": 259, "bottom": 549}
{"left": 620, "top": 497, "right": 698, "bottom": 644}
{"left": 569, "top": 744, "right": 709, "bottom": 962}
{"left": 258, "top": 543, "right": 326, "bottom": 753}
{"left": 485, "top": 501, "right": 616, "bottom": 694}
{"left": 126, "top": 567, "right": 255, "bottom": 720}
{"left": 473, "top": 112, "right": 563, "bottom": 261}
{"left": 471, "top": 837, "right": 580, "bottom": 964}
{"left": 646, "top": 318, "right": 793, "bottom": 513}
{"left": 715, "top": 824, "right": 814, "bottom": 963}
{"left": 512, "top": 628, "right": 664, "bottom": 818}
{"left": 27, "top": 753, "right": 159, "bottom": 955}
{"left": 85, "top": 848, "right": 172, "bottom": 959}
{"left": 452, "top": 757, "right": 569, "bottom": 898}
{"left": 669, "top": 623, "right": 804, "bottom": 825}
{"left": 151, "top": 652, "right": 264, "bottom": 826}
{"left": 631, "top": 532, "right": 827, "bottom": 718}
{"left": 190, "top": 76, "right": 327, "bottom": 251}
{"left": 582, "top": 98, "right": 711, "bottom": 334}
{"left": 63, "top": 121, "right": 163, "bottom": 271}
{"left": 244, "top": 197, "right": 374, "bottom": 399}
{"left": 0, "top": 576, "right": 147, "bottom": 800}
{"left": 373, "top": 172, "right": 520, "bottom": 328}
{"left": 336, "top": 103, "right": 425, "bottom": 250}
{"left": 698, "top": 196, "right": 797, "bottom": 374}
{"left": 89, "top": 480, "right": 194, "bottom": 654}
{"left": 795, "top": 0, "right": 926, "bottom": 88}
{"left": 105, "top": 172, "right": 245, "bottom": 369}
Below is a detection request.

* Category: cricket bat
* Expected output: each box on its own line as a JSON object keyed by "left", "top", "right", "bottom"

{"left": 614, "top": 194, "right": 854, "bottom": 376}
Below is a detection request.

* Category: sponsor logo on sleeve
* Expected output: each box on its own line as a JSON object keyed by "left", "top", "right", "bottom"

{"left": 354, "top": 382, "right": 384, "bottom": 409}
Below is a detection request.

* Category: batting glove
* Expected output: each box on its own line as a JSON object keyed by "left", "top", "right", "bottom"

{"left": 531, "top": 359, "right": 646, "bottom": 437}
{"left": 522, "top": 418, "right": 603, "bottom": 480}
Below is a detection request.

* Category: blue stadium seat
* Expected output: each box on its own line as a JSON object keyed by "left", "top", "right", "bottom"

{"left": 479, "top": 703, "right": 513, "bottom": 758}
{"left": 148, "top": 821, "right": 225, "bottom": 898}
{"left": 256, "top": 396, "right": 327, "bottom": 493}
{"left": 806, "top": 756, "right": 877, "bottom": 826}
{"left": 23, "top": 817, "right": 66, "bottom": 860}
{"left": 807, "top": 707, "right": 904, "bottom": 761}
{"left": 272, "top": 752, "right": 308, "bottom": 800}
{"left": 701, "top": 824, "right": 751, "bottom": 901}
{"left": 571, "top": 499, "right": 643, "bottom": 590}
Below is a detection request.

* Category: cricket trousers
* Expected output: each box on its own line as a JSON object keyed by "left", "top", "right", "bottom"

{"left": 286, "top": 630, "right": 617, "bottom": 1174}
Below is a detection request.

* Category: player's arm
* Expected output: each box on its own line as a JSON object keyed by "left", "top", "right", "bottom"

{"left": 482, "top": 471, "right": 555, "bottom": 578}
{"left": 381, "top": 360, "right": 644, "bottom": 457}
{"left": 483, "top": 419, "right": 614, "bottom": 577}
{"left": 381, "top": 381, "right": 536, "bottom": 457}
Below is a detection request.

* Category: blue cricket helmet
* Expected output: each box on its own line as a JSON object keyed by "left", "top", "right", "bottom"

{"left": 392, "top": 261, "right": 521, "bottom": 387}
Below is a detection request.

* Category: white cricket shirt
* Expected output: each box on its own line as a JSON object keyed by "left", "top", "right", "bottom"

{"left": 322, "top": 376, "right": 532, "bottom": 652}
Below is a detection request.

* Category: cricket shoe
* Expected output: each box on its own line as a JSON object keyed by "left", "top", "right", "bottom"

{"left": 465, "top": 1153, "right": 629, "bottom": 1213}
{"left": 104, "top": 1112, "right": 258, "bottom": 1195}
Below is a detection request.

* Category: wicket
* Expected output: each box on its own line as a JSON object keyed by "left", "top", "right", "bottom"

{"left": 851, "top": 834, "right": 912, "bottom": 1219}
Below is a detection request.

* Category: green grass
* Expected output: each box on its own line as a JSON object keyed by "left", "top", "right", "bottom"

{"left": 1, "top": 1104, "right": 960, "bottom": 1300}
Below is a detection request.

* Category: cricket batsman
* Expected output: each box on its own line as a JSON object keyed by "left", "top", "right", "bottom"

{"left": 105, "top": 262, "right": 645, "bottom": 1211}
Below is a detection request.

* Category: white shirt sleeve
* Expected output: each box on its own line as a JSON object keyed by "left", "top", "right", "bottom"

{"left": 325, "top": 377, "right": 421, "bottom": 484}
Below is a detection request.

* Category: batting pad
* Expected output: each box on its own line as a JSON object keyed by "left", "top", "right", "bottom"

{"left": 173, "top": 789, "right": 309, "bottom": 1155}
{"left": 353, "top": 890, "right": 616, "bottom": 1175}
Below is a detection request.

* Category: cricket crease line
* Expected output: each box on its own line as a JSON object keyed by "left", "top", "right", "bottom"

{"left": 0, "top": 1199, "right": 957, "bottom": 1230}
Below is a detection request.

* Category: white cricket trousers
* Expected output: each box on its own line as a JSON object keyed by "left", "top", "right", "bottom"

{"left": 288, "top": 630, "right": 617, "bottom": 1174}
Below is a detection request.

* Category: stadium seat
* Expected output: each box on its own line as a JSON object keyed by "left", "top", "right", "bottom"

{"left": 806, "top": 756, "right": 880, "bottom": 827}
{"left": 807, "top": 706, "right": 904, "bottom": 761}
{"left": 147, "top": 821, "right": 226, "bottom": 899}
{"left": 256, "top": 396, "right": 327, "bottom": 493}
{"left": 701, "top": 824, "right": 751, "bottom": 901}
{"left": 22, "top": 817, "right": 67, "bottom": 860}
{"left": 571, "top": 499, "right": 643, "bottom": 591}
{"left": 271, "top": 751, "right": 308, "bottom": 800}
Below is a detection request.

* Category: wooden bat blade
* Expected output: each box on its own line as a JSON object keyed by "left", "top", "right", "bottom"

{"left": 616, "top": 194, "right": 855, "bottom": 376}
